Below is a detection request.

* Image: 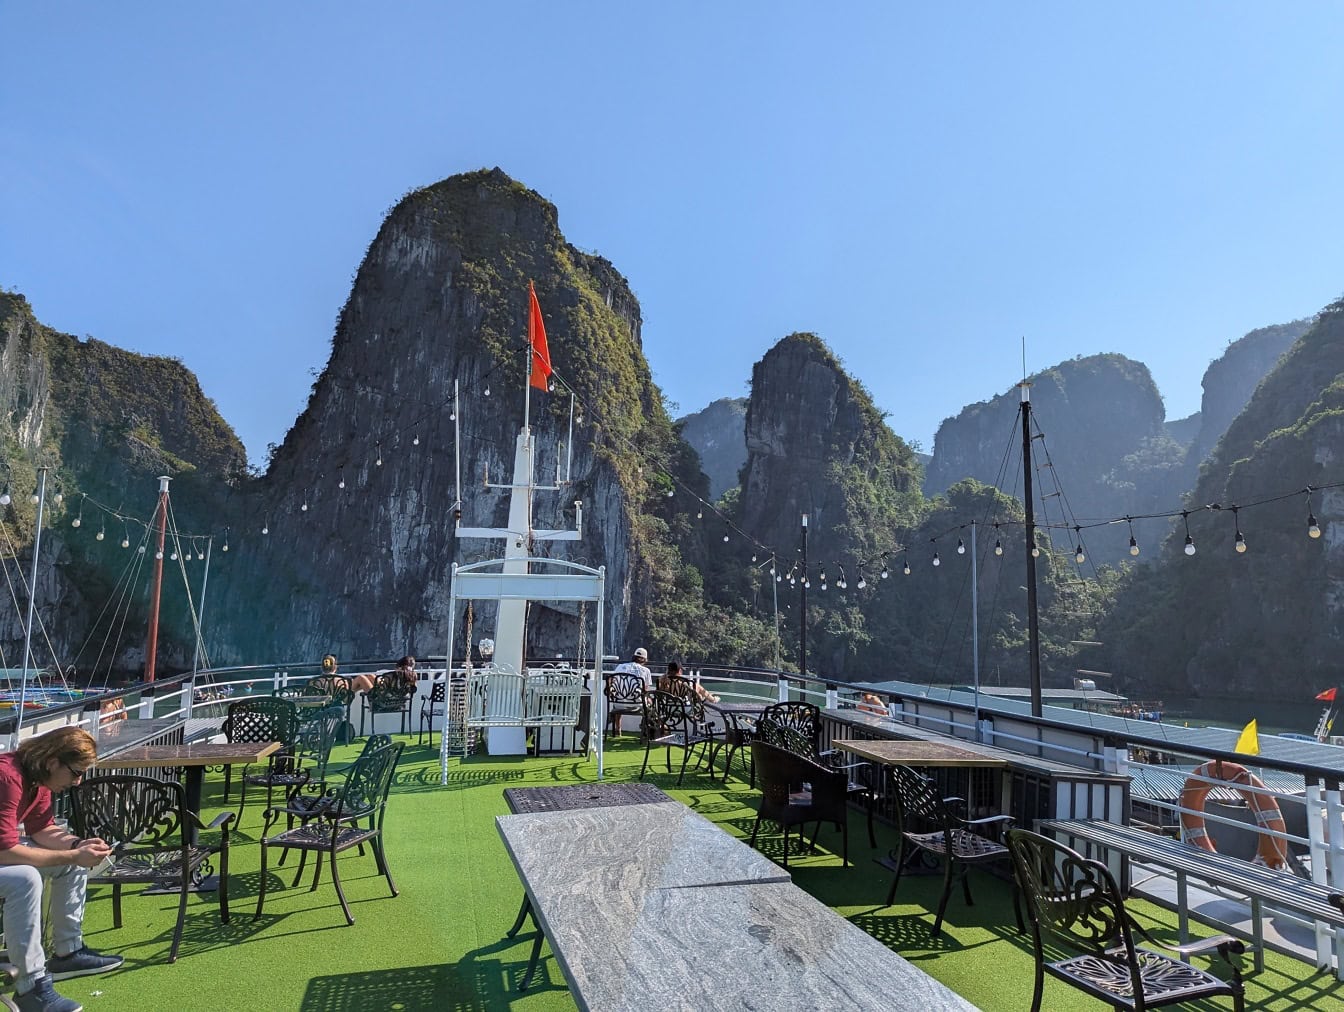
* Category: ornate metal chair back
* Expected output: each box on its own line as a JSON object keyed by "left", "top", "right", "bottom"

{"left": 70, "top": 775, "right": 185, "bottom": 851}
{"left": 293, "top": 704, "right": 346, "bottom": 779}
{"left": 225, "top": 697, "right": 300, "bottom": 747}
{"left": 603, "top": 672, "right": 645, "bottom": 707}
{"left": 1006, "top": 828, "right": 1135, "bottom": 963}
{"left": 426, "top": 681, "right": 447, "bottom": 705}
{"left": 754, "top": 716, "right": 817, "bottom": 759}
{"left": 643, "top": 690, "right": 693, "bottom": 740}
{"left": 759, "top": 701, "right": 821, "bottom": 751}
{"left": 368, "top": 672, "right": 417, "bottom": 712}
{"left": 889, "top": 764, "right": 956, "bottom": 836}
{"left": 333, "top": 743, "right": 399, "bottom": 823}
{"left": 306, "top": 675, "right": 354, "bottom": 707}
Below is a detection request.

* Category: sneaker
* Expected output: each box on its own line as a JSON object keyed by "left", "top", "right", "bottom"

{"left": 45, "top": 946, "right": 122, "bottom": 981}
{"left": 13, "top": 976, "right": 80, "bottom": 1012}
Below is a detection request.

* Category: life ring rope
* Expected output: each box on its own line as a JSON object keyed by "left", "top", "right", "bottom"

{"left": 1179, "top": 760, "right": 1288, "bottom": 870}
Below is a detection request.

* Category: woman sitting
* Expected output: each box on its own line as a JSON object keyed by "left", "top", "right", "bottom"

{"left": 657, "top": 661, "right": 719, "bottom": 703}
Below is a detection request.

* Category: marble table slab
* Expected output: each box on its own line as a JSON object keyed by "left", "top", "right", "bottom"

{"left": 497, "top": 801, "right": 979, "bottom": 1011}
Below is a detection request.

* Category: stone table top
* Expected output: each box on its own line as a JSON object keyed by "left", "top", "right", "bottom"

{"left": 497, "top": 801, "right": 979, "bottom": 1011}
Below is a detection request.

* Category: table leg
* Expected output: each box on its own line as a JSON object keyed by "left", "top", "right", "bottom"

{"left": 506, "top": 895, "right": 534, "bottom": 938}
{"left": 519, "top": 931, "right": 546, "bottom": 992}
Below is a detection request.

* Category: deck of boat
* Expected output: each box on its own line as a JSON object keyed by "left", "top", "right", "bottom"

{"left": 53, "top": 734, "right": 1343, "bottom": 1011}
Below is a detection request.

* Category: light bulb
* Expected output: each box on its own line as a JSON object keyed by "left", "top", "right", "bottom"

{"left": 1309, "top": 514, "right": 1322, "bottom": 538}
{"left": 30, "top": 493, "right": 38, "bottom": 504}
{"left": 722, "top": 534, "right": 729, "bottom": 543}
{"left": 994, "top": 539, "right": 1003, "bottom": 556}
{"left": 838, "top": 578, "right": 847, "bottom": 589}
{"left": 1031, "top": 546, "right": 1040, "bottom": 558}
{"left": 1075, "top": 547, "right": 1085, "bottom": 564}
{"left": 1235, "top": 532, "right": 1247, "bottom": 553}
{"left": 155, "top": 550, "right": 163, "bottom": 560}
{"left": 696, "top": 511, "right": 703, "bottom": 520}
{"left": 1184, "top": 535, "right": 1196, "bottom": 556}
{"left": 53, "top": 492, "right": 63, "bottom": 504}
{"left": 751, "top": 554, "right": 757, "bottom": 562}
{"left": 222, "top": 543, "right": 229, "bottom": 552}
{"left": 903, "top": 561, "right": 911, "bottom": 575}
{"left": 71, "top": 518, "right": 80, "bottom": 528}
{"left": 338, "top": 478, "right": 345, "bottom": 489}
{"left": 95, "top": 530, "right": 104, "bottom": 541}
{"left": 121, "top": 538, "right": 129, "bottom": 548}
{"left": 932, "top": 553, "right": 941, "bottom": 567}
{"left": 170, "top": 550, "right": 178, "bottom": 560}
{"left": 769, "top": 566, "right": 775, "bottom": 575}
{"left": 138, "top": 545, "right": 146, "bottom": 555}
{"left": 413, "top": 434, "right": 420, "bottom": 446}
{"left": 667, "top": 489, "right": 674, "bottom": 498}
{"left": 857, "top": 577, "right": 867, "bottom": 589}
{"left": 820, "top": 581, "right": 827, "bottom": 591}
{"left": 301, "top": 502, "right": 309, "bottom": 512}
{"left": 484, "top": 386, "right": 491, "bottom": 397}
{"left": 576, "top": 414, "right": 584, "bottom": 425}
{"left": 262, "top": 525, "right": 269, "bottom": 535}
{"left": 449, "top": 411, "right": 456, "bottom": 421}
{"left": 880, "top": 565, "right": 889, "bottom": 579}
{"left": 376, "top": 456, "right": 383, "bottom": 467}
{"left": 776, "top": 574, "right": 782, "bottom": 582}
{"left": 0, "top": 492, "right": 9, "bottom": 506}
{"left": 956, "top": 539, "right": 965, "bottom": 555}
{"left": 1129, "top": 536, "right": 1140, "bottom": 556}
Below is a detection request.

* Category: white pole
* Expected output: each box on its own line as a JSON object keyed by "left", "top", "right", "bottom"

{"left": 192, "top": 537, "right": 214, "bottom": 675}
{"left": 565, "top": 393, "right": 575, "bottom": 483}
{"left": 14, "top": 467, "right": 48, "bottom": 739}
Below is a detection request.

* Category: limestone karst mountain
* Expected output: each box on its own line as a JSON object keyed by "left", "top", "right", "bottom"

{"left": 677, "top": 397, "right": 747, "bottom": 501}
{"left": 0, "top": 291, "right": 245, "bottom": 678}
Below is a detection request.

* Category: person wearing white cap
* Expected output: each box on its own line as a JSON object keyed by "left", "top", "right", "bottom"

{"left": 614, "top": 647, "right": 653, "bottom": 691}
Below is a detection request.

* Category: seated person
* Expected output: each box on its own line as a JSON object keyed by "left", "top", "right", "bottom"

{"left": 856, "top": 692, "right": 888, "bottom": 715}
{"left": 349, "top": 655, "right": 417, "bottom": 695}
{"left": 657, "top": 661, "right": 719, "bottom": 703}
{"left": 97, "top": 697, "right": 126, "bottom": 726}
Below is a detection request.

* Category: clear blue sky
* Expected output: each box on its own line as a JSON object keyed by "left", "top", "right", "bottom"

{"left": 3, "top": 4, "right": 1342, "bottom": 467}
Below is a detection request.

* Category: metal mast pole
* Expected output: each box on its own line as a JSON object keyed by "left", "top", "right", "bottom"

{"left": 14, "top": 467, "right": 49, "bottom": 738}
{"left": 1020, "top": 383, "right": 1043, "bottom": 717}
{"left": 799, "top": 513, "right": 809, "bottom": 680}
{"left": 970, "top": 521, "right": 981, "bottom": 736}
{"left": 144, "top": 475, "right": 170, "bottom": 683}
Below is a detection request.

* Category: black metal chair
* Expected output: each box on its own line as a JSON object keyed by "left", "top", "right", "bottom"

{"left": 711, "top": 707, "right": 757, "bottom": 783}
{"left": 884, "top": 764, "right": 1018, "bottom": 936}
{"left": 755, "top": 710, "right": 878, "bottom": 848}
{"left": 748, "top": 739, "right": 850, "bottom": 867}
{"left": 254, "top": 741, "right": 404, "bottom": 926}
{"left": 70, "top": 774, "right": 234, "bottom": 963}
{"left": 637, "top": 690, "right": 715, "bottom": 785}
{"left": 418, "top": 680, "right": 447, "bottom": 747}
{"left": 246, "top": 703, "right": 345, "bottom": 849}
{"left": 359, "top": 673, "right": 417, "bottom": 737}
{"left": 221, "top": 696, "right": 301, "bottom": 825}
{"left": 603, "top": 671, "right": 646, "bottom": 736}
{"left": 1006, "top": 828, "right": 1247, "bottom": 1012}
{"left": 307, "top": 674, "right": 357, "bottom": 743}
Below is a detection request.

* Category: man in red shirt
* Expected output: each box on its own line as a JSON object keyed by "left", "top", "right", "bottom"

{"left": 0, "top": 727, "right": 122, "bottom": 1012}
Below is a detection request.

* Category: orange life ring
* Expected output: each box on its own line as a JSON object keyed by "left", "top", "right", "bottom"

{"left": 1179, "top": 760, "right": 1288, "bottom": 869}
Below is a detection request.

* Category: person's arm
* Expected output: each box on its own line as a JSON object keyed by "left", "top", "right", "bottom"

{"left": 0, "top": 837, "right": 110, "bottom": 869}
{"left": 30, "top": 823, "right": 107, "bottom": 853}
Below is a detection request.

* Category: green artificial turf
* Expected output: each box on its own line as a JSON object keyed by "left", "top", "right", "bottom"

{"left": 45, "top": 736, "right": 1344, "bottom": 1011}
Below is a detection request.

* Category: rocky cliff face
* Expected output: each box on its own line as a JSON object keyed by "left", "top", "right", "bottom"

{"left": 735, "top": 334, "right": 921, "bottom": 676}
{"left": 0, "top": 293, "right": 246, "bottom": 678}
{"left": 1185, "top": 318, "right": 1310, "bottom": 469}
{"left": 678, "top": 397, "right": 747, "bottom": 500}
{"left": 1100, "top": 299, "right": 1344, "bottom": 700}
{"left": 201, "top": 169, "right": 691, "bottom": 666}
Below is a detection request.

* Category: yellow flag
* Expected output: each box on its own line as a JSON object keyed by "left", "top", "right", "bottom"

{"left": 1234, "top": 719, "right": 1260, "bottom": 756}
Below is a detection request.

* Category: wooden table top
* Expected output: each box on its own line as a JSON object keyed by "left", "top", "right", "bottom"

{"left": 98, "top": 741, "right": 282, "bottom": 769}
{"left": 831, "top": 738, "right": 1009, "bottom": 768}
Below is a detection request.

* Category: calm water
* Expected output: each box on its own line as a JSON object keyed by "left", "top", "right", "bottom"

{"left": 1158, "top": 696, "right": 1324, "bottom": 737}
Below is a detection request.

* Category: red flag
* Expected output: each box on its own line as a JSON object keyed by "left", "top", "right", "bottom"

{"left": 528, "top": 282, "right": 552, "bottom": 391}
{"left": 1318, "top": 688, "right": 1337, "bottom": 702}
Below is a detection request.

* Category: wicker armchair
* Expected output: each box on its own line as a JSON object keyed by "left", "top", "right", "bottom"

{"left": 748, "top": 739, "right": 851, "bottom": 867}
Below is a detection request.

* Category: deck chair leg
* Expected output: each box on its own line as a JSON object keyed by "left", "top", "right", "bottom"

{"left": 169, "top": 864, "right": 190, "bottom": 963}
{"left": 782, "top": 824, "right": 790, "bottom": 868}
{"left": 749, "top": 814, "right": 762, "bottom": 851}
{"left": 961, "top": 867, "right": 974, "bottom": 906}
{"left": 675, "top": 747, "right": 692, "bottom": 786}
{"left": 330, "top": 850, "right": 354, "bottom": 925}
{"left": 865, "top": 799, "right": 877, "bottom": 848}
{"left": 253, "top": 842, "right": 270, "bottom": 921}
{"left": 519, "top": 930, "right": 545, "bottom": 992}
{"left": 290, "top": 847, "right": 310, "bottom": 888}
{"left": 639, "top": 744, "right": 652, "bottom": 781}
{"left": 374, "top": 836, "right": 397, "bottom": 896}
{"left": 113, "top": 883, "right": 123, "bottom": 928}
{"left": 310, "top": 850, "right": 326, "bottom": 891}
{"left": 842, "top": 821, "right": 848, "bottom": 868}
{"left": 933, "top": 859, "right": 954, "bottom": 936}
{"left": 507, "top": 895, "right": 533, "bottom": 938}
{"left": 809, "top": 821, "right": 823, "bottom": 852}
{"left": 1030, "top": 964, "right": 1044, "bottom": 1012}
